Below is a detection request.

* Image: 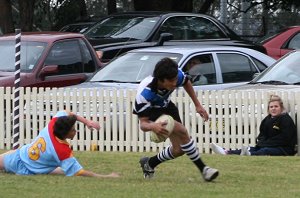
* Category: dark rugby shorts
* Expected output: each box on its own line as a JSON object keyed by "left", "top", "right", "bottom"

{"left": 142, "top": 101, "right": 182, "bottom": 123}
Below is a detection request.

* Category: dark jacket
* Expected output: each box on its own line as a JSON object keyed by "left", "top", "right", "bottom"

{"left": 256, "top": 113, "right": 297, "bottom": 150}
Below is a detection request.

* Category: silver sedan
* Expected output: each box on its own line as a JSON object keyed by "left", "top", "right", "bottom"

{"left": 74, "top": 45, "right": 276, "bottom": 90}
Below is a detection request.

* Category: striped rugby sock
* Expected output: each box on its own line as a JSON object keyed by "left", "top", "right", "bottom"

{"left": 181, "top": 139, "right": 206, "bottom": 172}
{"left": 148, "top": 146, "right": 174, "bottom": 169}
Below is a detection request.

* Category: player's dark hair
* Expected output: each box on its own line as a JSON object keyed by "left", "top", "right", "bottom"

{"left": 54, "top": 115, "right": 77, "bottom": 140}
{"left": 153, "top": 57, "right": 178, "bottom": 81}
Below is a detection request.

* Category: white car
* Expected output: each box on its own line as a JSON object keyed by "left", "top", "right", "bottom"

{"left": 229, "top": 50, "right": 300, "bottom": 92}
{"left": 74, "top": 45, "right": 275, "bottom": 90}
{"left": 227, "top": 50, "right": 300, "bottom": 118}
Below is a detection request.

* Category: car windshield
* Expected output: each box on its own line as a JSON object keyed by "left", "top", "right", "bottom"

{"left": 60, "top": 23, "right": 94, "bottom": 33}
{"left": 85, "top": 16, "right": 159, "bottom": 40}
{"left": 253, "top": 51, "right": 300, "bottom": 84}
{"left": 90, "top": 52, "right": 182, "bottom": 83}
{"left": 0, "top": 40, "right": 47, "bottom": 72}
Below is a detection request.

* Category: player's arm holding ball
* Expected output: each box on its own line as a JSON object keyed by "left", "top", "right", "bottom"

{"left": 139, "top": 117, "right": 169, "bottom": 137}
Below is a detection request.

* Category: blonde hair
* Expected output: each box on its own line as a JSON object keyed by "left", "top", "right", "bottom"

{"left": 268, "top": 95, "right": 285, "bottom": 112}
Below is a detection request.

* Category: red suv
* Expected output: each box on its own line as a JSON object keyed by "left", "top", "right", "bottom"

{"left": 0, "top": 32, "right": 102, "bottom": 87}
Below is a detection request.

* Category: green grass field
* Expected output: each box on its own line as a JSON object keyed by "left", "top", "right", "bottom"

{"left": 0, "top": 151, "right": 300, "bottom": 198}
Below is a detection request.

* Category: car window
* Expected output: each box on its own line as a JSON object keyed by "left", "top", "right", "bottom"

{"left": 60, "top": 23, "right": 94, "bottom": 33}
{"left": 22, "top": 43, "right": 46, "bottom": 72}
{"left": 255, "top": 51, "right": 300, "bottom": 84}
{"left": 217, "top": 53, "right": 257, "bottom": 83}
{"left": 90, "top": 52, "right": 182, "bottom": 83}
{"left": 78, "top": 39, "right": 96, "bottom": 73}
{"left": 45, "top": 40, "right": 83, "bottom": 75}
{"left": 85, "top": 16, "right": 159, "bottom": 40}
{"left": 287, "top": 33, "right": 300, "bottom": 49}
{"left": 252, "top": 58, "right": 268, "bottom": 71}
{"left": 0, "top": 40, "right": 46, "bottom": 72}
{"left": 157, "top": 16, "right": 226, "bottom": 40}
{"left": 182, "top": 54, "right": 216, "bottom": 85}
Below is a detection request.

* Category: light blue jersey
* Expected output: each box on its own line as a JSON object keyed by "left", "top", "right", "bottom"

{"left": 4, "top": 111, "right": 83, "bottom": 176}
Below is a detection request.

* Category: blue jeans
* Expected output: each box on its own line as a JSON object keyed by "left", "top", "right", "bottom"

{"left": 227, "top": 146, "right": 295, "bottom": 156}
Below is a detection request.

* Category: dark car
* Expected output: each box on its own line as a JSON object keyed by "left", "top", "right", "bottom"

{"left": 258, "top": 26, "right": 300, "bottom": 60}
{"left": 84, "top": 11, "right": 266, "bottom": 62}
{"left": 0, "top": 32, "right": 102, "bottom": 87}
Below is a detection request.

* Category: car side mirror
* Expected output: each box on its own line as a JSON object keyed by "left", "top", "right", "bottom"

{"left": 155, "top": 33, "right": 173, "bottom": 46}
{"left": 40, "top": 65, "right": 59, "bottom": 80}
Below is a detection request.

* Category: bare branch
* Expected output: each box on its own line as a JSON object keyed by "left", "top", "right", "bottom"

{"left": 226, "top": 0, "right": 283, "bottom": 13}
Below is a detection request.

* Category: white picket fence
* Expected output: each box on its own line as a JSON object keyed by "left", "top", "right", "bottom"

{"left": 0, "top": 87, "right": 299, "bottom": 154}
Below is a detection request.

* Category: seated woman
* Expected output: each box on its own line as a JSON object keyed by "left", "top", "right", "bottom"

{"left": 211, "top": 95, "right": 297, "bottom": 156}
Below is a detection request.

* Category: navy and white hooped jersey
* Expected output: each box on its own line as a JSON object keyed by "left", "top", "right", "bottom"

{"left": 133, "top": 69, "right": 188, "bottom": 116}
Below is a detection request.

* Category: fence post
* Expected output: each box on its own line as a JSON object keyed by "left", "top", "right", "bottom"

{"left": 13, "top": 29, "right": 21, "bottom": 149}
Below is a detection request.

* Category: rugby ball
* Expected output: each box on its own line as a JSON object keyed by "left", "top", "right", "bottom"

{"left": 150, "top": 115, "right": 175, "bottom": 143}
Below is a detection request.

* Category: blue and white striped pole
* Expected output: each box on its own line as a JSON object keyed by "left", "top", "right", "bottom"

{"left": 13, "top": 29, "right": 21, "bottom": 149}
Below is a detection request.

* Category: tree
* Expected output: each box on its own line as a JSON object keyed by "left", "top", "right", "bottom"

{"left": 227, "top": 0, "right": 300, "bottom": 13}
{"left": 133, "top": 0, "right": 193, "bottom": 12}
{"left": 53, "top": 0, "right": 88, "bottom": 30}
{"left": 107, "top": 0, "right": 117, "bottom": 14}
{"left": 198, "top": 0, "right": 215, "bottom": 13}
{"left": 0, "top": 0, "right": 14, "bottom": 33}
{"left": 226, "top": 0, "right": 300, "bottom": 38}
{"left": 19, "top": 0, "right": 35, "bottom": 31}
{"left": 171, "top": 0, "right": 193, "bottom": 12}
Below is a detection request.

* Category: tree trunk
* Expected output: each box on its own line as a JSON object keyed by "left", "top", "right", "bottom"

{"left": 172, "top": 0, "right": 193, "bottom": 12}
{"left": 134, "top": 0, "right": 194, "bottom": 12}
{"left": 19, "top": 0, "right": 35, "bottom": 31}
{"left": 133, "top": 0, "right": 173, "bottom": 11}
{"left": 107, "top": 0, "right": 117, "bottom": 14}
{"left": 198, "top": 0, "right": 215, "bottom": 13}
{"left": 79, "top": 0, "right": 88, "bottom": 19}
{"left": 0, "top": 0, "right": 14, "bottom": 33}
